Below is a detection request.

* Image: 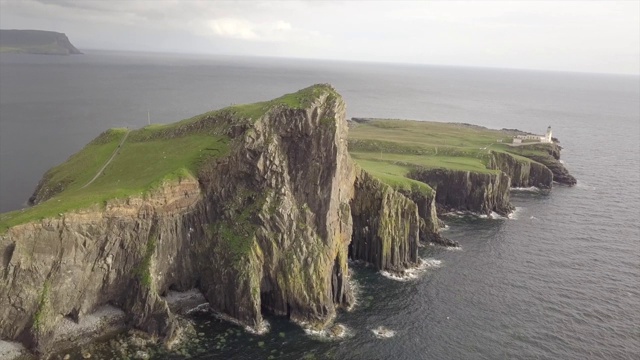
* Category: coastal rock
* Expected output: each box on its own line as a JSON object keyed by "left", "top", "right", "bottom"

{"left": 398, "top": 188, "right": 457, "bottom": 247}
{"left": 0, "top": 85, "right": 576, "bottom": 357}
{"left": 2, "top": 85, "right": 423, "bottom": 355}
{"left": 408, "top": 168, "right": 514, "bottom": 216}
{"left": 349, "top": 170, "right": 420, "bottom": 271}
{"left": 505, "top": 143, "right": 576, "bottom": 186}
{"left": 488, "top": 151, "right": 553, "bottom": 189}
{"left": 524, "top": 154, "right": 577, "bottom": 185}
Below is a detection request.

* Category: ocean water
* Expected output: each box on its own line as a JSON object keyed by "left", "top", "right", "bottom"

{"left": 1, "top": 51, "right": 638, "bottom": 359}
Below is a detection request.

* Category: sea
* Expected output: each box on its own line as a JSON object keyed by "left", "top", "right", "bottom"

{"left": 0, "top": 51, "right": 638, "bottom": 360}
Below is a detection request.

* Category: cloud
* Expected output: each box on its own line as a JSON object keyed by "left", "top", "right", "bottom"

{"left": 0, "top": 0, "right": 637, "bottom": 74}
{"left": 207, "top": 17, "right": 298, "bottom": 42}
{"left": 209, "top": 18, "right": 259, "bottom": 40}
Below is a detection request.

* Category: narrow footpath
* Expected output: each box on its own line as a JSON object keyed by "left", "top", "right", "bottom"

{"left": 81, "top": 130, "right": 130, "bottom": 189}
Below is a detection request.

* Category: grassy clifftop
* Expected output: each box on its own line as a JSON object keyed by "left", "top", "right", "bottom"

{"left": 348, "top": 118, "right": 554, "bottom": 192}
{"left": 0, "top": 85, "right": 338, "bottom": 232}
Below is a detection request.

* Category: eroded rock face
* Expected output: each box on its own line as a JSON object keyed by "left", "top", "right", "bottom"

{"left": 349, "top": 170, "right": 419, "bottom": 271}
{"left": 488, "top": 151, "right": 554, "bottom": 189}
{"left": 524, "top": 154, "right": 576, "bottom": 186}
{"left": 0, "top": 86, "right": 369, "bottom": 354}
{"left": 409, "top": 168, "right": 514, "bottom": 215}
{"left": 0, "top": 179, "right": 202, "bottom": 354}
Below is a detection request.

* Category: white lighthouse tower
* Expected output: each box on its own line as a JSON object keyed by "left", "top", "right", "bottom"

{"left": 544, "top": 126, "right": 552, "bottom": 143}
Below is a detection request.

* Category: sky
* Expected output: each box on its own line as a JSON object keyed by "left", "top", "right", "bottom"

{"left": 1, "top": 0, "right": 639, "bottom": 75}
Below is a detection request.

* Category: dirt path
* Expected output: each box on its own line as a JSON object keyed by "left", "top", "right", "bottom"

{"left": 81, "top": 130, "right": 130, "bottom": 189}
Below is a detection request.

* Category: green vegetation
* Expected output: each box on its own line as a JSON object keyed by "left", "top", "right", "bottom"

{"left": 135, "top": 236, "right": 157, "bottom": 288}
{"left": 0, "top": 121, "right": 229, "bottom": 232}
{"left": 0, "top": 84, "right": 336, "bottom": 236}
{"left": 349, "top": 118, "right": 553, "bottom": 191}
{"left": 230, "top": 84, "right": 338, "bottom": 121}
{"left": 209, "top": 189, "right": 268, "bottom": 262}
{"left": 33, "top": 279, "right": 51, "bottom": 332}
{"left": 354, "top": 159, "right": 433, "bottom": 195}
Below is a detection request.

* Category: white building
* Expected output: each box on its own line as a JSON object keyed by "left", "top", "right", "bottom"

{"left": 543, "top": 126, "right": 552, "bottom": 143}
{"left": 513, "top": 126, "right": 553, "bottom": 144}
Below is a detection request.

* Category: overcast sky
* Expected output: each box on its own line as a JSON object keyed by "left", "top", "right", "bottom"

{"left": 1, "top": 0, "right": 638, "bottom": 74}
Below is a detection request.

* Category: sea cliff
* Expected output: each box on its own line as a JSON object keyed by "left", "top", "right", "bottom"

{"left": 0, "top": 86, "right": 575, "bottom": 358}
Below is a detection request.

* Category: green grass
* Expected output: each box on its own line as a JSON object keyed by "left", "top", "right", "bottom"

{"left": 354, "top": 159, "right": 433, "bottom": 195}
{"left": 135, "top": 236, "right": 157, "bottom": 288}
{"left": 0, "top": 128, "right": 229, "bottom": 233}
{"left": 0, "top": 84, "right": 339, "bottom": 234}
{"left": 229, "top": 84, "right": 338, "bottom": 121}
{"left": 349, "top": 118, "right": 551, "bottom": 190}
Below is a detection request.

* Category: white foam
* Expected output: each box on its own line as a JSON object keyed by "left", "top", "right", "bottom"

{"left": 244, "top": 320, "right": 270, "bottom": 335}
{"left": 346, "top": 272, "right": 360, "bottom": 311}
{"left": 379, "top": 258, "right": 441, "bottom": 282}
{"left": 302, "top": 323, "right": 352, "bottom": 340}
{"left": 511, "top": 186, "right": 540, "bottom": 192}
{"left": 371, "top": 326, "right": 396, "bottom": 339}
{"left": 489, "top": 212, "right": 510, "bottom": 220}
{"left": 507, "top": 207, "right": 522, "bottom": 220}
{"left": 576, "top": 181, "right": 596, "bottom": 191}
{"left": 211, "top": 311, "right": 270, "bottom": 335}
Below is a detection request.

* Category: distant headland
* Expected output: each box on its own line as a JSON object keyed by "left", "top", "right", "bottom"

{"left": 0, "top": 29, "right": 82, "bottom": 55}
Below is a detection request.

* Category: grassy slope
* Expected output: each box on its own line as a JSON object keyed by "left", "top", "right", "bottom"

{"left": 348, "top": 119, "right": 551, "bottom": 192}
{"left": 0, "top": 84, "right": 335, "bottom": 233}
{"left": 0, "top": 128, "right": 228, "bottom": 232}
{"left": 229, "top": 84, "right": 338, "bottom": 120}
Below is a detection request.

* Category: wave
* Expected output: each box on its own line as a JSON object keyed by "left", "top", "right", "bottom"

{"left": 210, "top": 310, "right": 270, "bottom": 335}
{"left": 379, "top": 258, "right": 441, "bottom": 282}
{"left": 371, "top": 326, "right": 396, "bottom": 339}
{"left": 507, "top": 207, "right": 522, "bottom": 220}
{"left": 443, "top": 210, "right": 510, "bottom": 220}
{"left": 511, "top": 186, "right": 540, "bottom": 192}
{"left": 576, "top": 181, "right": 596, "bottom": 191}
{"left": 302, "top": 323, "right": 353, "bottom": 341}
{"left": 346, "top": 273, "right": 361, "bottom": 311}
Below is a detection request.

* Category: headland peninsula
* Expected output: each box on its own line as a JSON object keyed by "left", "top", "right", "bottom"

{"left": 0, "top": 84, "right": 575, "bottom": 359}
{"left": 0, "top": 30, "right": 82, "bottom": 55}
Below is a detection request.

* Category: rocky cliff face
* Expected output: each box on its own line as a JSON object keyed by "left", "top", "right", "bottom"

{"left": 506, "top": 143, "right": 576, "bottom": 186}
{"left": 409, "top": 168, "right": 514, "bottom": 215}
{"left": 0, "top": 85, "right": 429, "bottom": 356}
{"left": 488, "top": 151, "right": 553, "bottom": 189}
{"left": 349, "top": 170, "right": 419, "bottom": 271}
{"left": 0, "top": 179, "right": 201, "bottom": 354}
{"left": 0, "top": 85, "right": 576, "bottom": 357}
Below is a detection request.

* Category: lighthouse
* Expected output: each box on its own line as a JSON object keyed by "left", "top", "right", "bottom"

{"left": 544, "top": 126, "right": 552, "bottom": 143}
